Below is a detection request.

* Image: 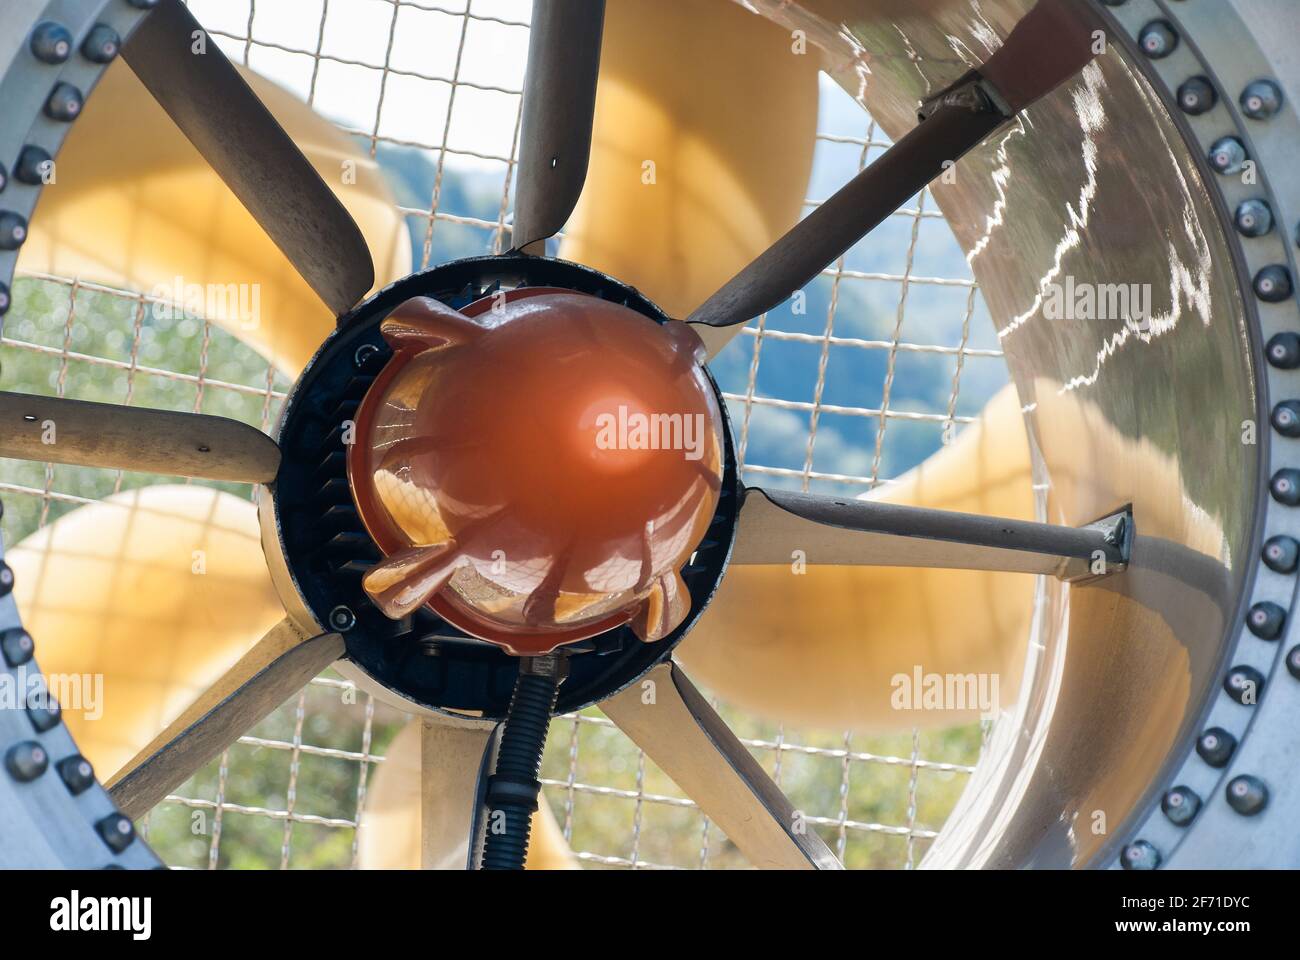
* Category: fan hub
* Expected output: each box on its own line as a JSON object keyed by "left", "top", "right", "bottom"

{"left": 266, "top": 255, "right": 740, "bottom": 718}
{"left": 346, "top": 287, "right": 725, "bottom": 655}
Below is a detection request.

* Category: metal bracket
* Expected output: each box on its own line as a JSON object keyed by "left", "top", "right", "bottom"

{"left": 918, "top": 69, "right": 1013, "bottom": 124}
{"left": 1059, "top": 505, "right": 1135, "bottom": 583}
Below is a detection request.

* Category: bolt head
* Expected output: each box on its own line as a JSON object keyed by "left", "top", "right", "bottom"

{"left": 57, "top": 755, "right": 95, "bottom": 795}
{"left": 1224, "top": 664, "right": 1265, "bottom": 704}
{"left": 1121, "top": 840, "right": 1160, "bottom": 870}
{"left": 1271, "top": 468, "right": 1300, "bottom": 505}
{"left": 1, "top": 628, "right": 32, "bottom": 667}
{"left": 329, "top": 605, "right": 356, "bottom": 631}
{"left": 1262, "top": 535, "right": 1299, "bottom": 573}
{"left": 1273, "top": 401, "right": 1300, "bottom": 437}
{"left": 1209, "top": 136, "right": 1247, "bottom": 175}
{"left": 1241, "top": 80, "right": 1283, "bottom": 120}
{"left": 1254, "top": 265, "right": 1293, "bottom": 303}
{"left": 95, "top": 813, "right": 136, "bottom": 853}
{"left": 82, "top": 24, "right": 122, "bottom": 64}
{"left": 30, "top": 21, "right": 73, "bottom": 64}
{"left": 1235, "top": 199, "right": 1273, "bottom": 237}
{"left": 1161, "top": 786, "right": 1201, "bottom": 826}
{"left": 353, "top": 342, "right": 381, "bottom": 370}
{"left": 1139, "top": 21, "right": 1178, "bottom": 59}
{"left": 15, "top": 145, "right": 53, "bottom": 186}
{"left": 1247, "top": 600, "right": 1286, "bottom": 640}
{"left": 5, "top": 742, "right": 48, "bottom": 782}
{"left": 0, "top": 212, "right": 29, "bottom": 251}
{"left": 1226, "top": 775, "right": 1268, "bottom": 816}
{"left": 44, "top": 82, "right": 84, "bottom": 122}
{"left": 1266, "top": 332, "right": 1300, "bottom": 368}
{"left": 27, "top": 686, "right": 61, "bottom": 732}
{"left": 1177, "top": 77, "right": 1217, "bottom": 116}
{"left": 1197, "top": 727, "right": 1237, "bottom": 767}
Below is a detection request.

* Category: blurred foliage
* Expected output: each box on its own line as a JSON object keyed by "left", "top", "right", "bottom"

{"left": 541, "top": 708, "right": 982, "bottom": 870}
{"left": 0, "top": 278, "right": 291, "bottom": 545}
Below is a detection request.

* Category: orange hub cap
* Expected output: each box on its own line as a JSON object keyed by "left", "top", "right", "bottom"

{"left": 347, "top": 288, "right": 724, "bottom": 656}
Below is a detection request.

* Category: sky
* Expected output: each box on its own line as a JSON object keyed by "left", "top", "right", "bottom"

{"left": 190, "top": 0, "right": 874, "bottom": 173}
{"left": 191, "top": 0, "right": 535, "bottom": 167}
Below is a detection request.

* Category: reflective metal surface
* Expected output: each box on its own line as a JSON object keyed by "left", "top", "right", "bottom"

{"left": 750, "top": 0, "right": 1261, "bottom": 867}
{"left": 348, "top": 288, "right": 724, "bottom": 654}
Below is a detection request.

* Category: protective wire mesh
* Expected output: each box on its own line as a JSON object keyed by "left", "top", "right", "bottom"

{"left": 0, "top": 0, "right": 1009, "bottom": 869}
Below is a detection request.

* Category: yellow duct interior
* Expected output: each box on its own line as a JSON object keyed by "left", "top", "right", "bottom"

{"left": 677, "top": 384, "right": 1036, "bottom": 730}
{"left": 559, "top": 0, "right": 820, "bottom": 319}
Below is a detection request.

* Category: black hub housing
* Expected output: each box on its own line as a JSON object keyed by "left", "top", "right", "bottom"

{"left": 271, "top": 255, "right": 741, "bottom": 718}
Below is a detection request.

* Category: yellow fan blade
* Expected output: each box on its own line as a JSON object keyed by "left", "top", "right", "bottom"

{"left": 358, "top": 720, "right": 577, "bottom": 870}
{"left": 19, "top": 59, "right": 411, "bottom": 376}
{"left": 676, "top": 384, "right": 1037, "bottom": 730}
{"left": 558, "top": 0, "right": 819, "bottom": 319}
{"left": 7, "top": 486, "right": 574, "bottom": 867}
{"left": 5, "top": 485, "right": 284, "bottom": 777}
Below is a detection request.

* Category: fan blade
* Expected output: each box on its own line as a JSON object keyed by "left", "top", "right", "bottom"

{"left": 601, "top": 661, "right": 842, "bottom": 870}
{"left": 511, "top": 0, "right": 606, "bottom": 252}
{"left": 122, "top": 0, "right": 375, "bottom": 315}
{"left": 676, "top": 385, "right": 1039, "bottom": 730}
{"left": 21, "top": 58, "right": 410, "bottom": 376}
{"left": 685, "top": 104, "right": 1004, "bottom": 345}
{"left": 557, "top": 0, "right": 818, "bottom": 319}
{"left": 107, "top": 619, "right": 344, "bottom": 819}
{"left": 5, "top": 486, "right": 287, "bottom": 786}
{"left": 0, "top": 391, "right": 280, "bottom": 483}
{"left": 685, "top": 0, "right": 1097, "bottom": 356}
{"left": 733, "top": 486, "right": 1130, "bottom": 579}
{"left": 976, "top": 0, "right": 1100, "bottom": 115}
{"left": 357, "top": 719, "right": 578, "bottom": 870}
{"left": 419, "top": 716, "right": 497, "bottom": 870}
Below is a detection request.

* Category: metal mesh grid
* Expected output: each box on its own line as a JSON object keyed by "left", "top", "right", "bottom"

{"left": 0, "top": 0, "right": 1010, "bottom": 869}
